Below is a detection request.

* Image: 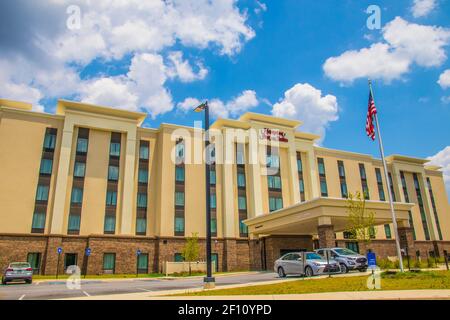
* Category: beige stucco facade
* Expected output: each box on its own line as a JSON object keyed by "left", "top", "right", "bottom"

{"left": 1, "top": 98, "right": 449, "bottom": 274}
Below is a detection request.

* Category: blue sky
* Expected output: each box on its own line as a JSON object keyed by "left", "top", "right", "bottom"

{"left": 0, "top": 0, "right": 449, "bottom": 192}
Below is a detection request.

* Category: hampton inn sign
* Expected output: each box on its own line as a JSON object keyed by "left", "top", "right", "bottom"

{"left": 259, "top": 128, "right": 289, "bottom": 142}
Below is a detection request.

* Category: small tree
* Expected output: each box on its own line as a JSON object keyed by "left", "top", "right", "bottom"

{"left": 181, "top": 232, "right": 200, "bottom": 275}
{"left": 345, "top": 191, "right": 377, "bottom": 247}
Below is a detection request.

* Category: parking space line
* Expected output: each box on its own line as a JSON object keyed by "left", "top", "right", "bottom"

{"left": 18, "top": 294, "right": 25, "bottom": 300}
{"left": 82, "top": 291, "right": 90, "bottom": 297}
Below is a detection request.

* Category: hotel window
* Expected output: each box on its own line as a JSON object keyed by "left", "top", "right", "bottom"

{"left": 427, "top": 177, "right": 443, "bottom": 241}
{"left": 359, "top": 163, "right": 370, "bottom": 199}
{"left": 138, "top": 168, "right": 148, "bottom": 184}
{"left": 337, "top": 160, "right": 348, "bottom": 198}
{"left": 104, "top": 215, "right": 116, "bottom": 233}
{"left": 71, "top": 187, "right": 83, "bottom": 204}
{"left": 297, "top": 153, "right": 305, "bottom": 202}
{"left": 413, "top": 173, "right": 430, "bottom": 240}
{"left": 43, "top": 131, "right": 56, "bottom": 150}
{"left": 269, "top": 196, "right": 283, "bottom": 212}
{"left": 31, "top": 212, "right": 46, "bottom": 230}
{"left": 140, "top": 144, "right": 149, "bottom": 160}
{"left": 36, "top": 185, "right": 49, "bottom": 201}
{"left": 237, "top": 144, "right": 248, "bottom": 237}
{"left": 106, "top": 191, "right": 117, "bottom": 206}
{"left": 108, "top": 166, "right": 119, "bottom": 181}
{"left": 27, "top": 253, "right": 41, "bottom": 274}
{"left": 237, "top": 172, "right": 246, "bottom": 188}
{"left": 384, "top": 224, "right": 392, "bottom": 239}
{"left": 317, "top": 158, "right": 328, "bottom": 197}
{"left": 236, "top": 144, "right": 245, "bottom": 165}
{"left": 400, "top": 171, "right": 415, "bottom": 239}
{"left": 267, "top": 175, "right": 282, "bottom": 190}
{"left": 137, "top": 193, "right": 148, "bottom": 208}
{"left": 238, "top": 196, "right": 247, "bottom": 210}
{"left": 267, "top": 153, "right": 280, "bottom": 168}
{"left": 369, "top": 226, "right": 376, "bottom": 239}
{"left": 210, "top": 218, "right": 217, "bottom": 234}
{"left": 240, "top": 221, "right": 248, "bottom": 235}
{"left": 210, "top": 168, "right": 216, "bottom": 185}
{"left": 175, "top": 166, "right": 185, "bottom": 182}
{"left": 103, "top": 253, "right": 116, "bottom": 273}
{"left": 174, "top": 253, "right": 184, "bottom": 262}
{"left": 175, "top": 217, "right": 185, "bottom": 234}
{"left": 74, "top": 162, "right": 86, "bottom": 178}
{"left": 388, "top": 172, "right": 397, "bottom": 202}
{"left": 136, "top": 218, "right": 147, "bottom": 234}
{"left": 175, "top": 141, "right": 185, "bottom": 160}
{"left": 109, "top": 142, "right": 121, "bottom": 157}
{"left": 175, "top": 191, "right": 185, "bottom": 206}
{"left": 375, "top": 168, "right": 386, "bottom": 201}
{"left": 210, "top": 193, "right": 217, "bottom": 209}
{"left": 68, "top": 214, "right": 81, "bottom": 232}
{"left": 39, "top": 158, "right": 53, "bottom": 175}
{"left": 76, "top": 137, "right": 88, "bottom": 154}
{"left": 137, "top": 254, "right": 149, "bottom": 274}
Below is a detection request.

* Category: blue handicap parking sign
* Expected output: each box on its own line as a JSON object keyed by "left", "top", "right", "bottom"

{"left": 57, "top": 247, "right": 62, "bottom": 254}
{"left": 136, "top": 249, "right": 141, "bottom": 256}
{"left": 85, "top": 248, "right": 91, "bottom": 256}
{"left": 367, "top": 252, "right": 376, "bottom": 268}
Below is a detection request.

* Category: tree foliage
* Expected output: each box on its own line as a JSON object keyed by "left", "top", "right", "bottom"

{"left": 182, "top": 232, "right": 200, "bottom": 275}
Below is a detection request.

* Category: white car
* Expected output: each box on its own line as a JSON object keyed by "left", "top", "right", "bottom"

{"left": 274, "top": 252, "right": 340, "bottom": 277}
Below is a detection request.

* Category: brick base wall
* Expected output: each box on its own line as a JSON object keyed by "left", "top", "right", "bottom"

{"left": 2, "top": 234, "right": 448, "bottom": 275}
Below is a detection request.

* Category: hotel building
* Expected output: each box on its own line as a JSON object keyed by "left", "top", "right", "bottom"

{"left": 0, "top": 99, "right": 449, "bottom": 275}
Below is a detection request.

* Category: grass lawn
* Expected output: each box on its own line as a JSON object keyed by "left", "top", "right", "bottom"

{"left": 181, "top": 271, "right": 450, "bottom": 296}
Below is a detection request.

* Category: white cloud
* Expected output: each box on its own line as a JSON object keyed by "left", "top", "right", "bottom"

{"left": 167, "top": 51, "right": 208, "bottom": 82}
{"left": 411, "top": 0, "right": 437, "bottom": 18}
{"left": 427, "top": 146, "right": 450, "bottom": 198}
{"left": 80, "top": 53, "right": 173, "bottom": 118}
{"left": 323, "top": 43, "right": 410, "bottom": 83}
{"left": 271, "top": 83, "right": 338, "bottom": 141}
{"left": 0, "top": 0, "right": 254, "bottom": 115}
{"left": 384, "top": 17, "right": 450, "bottom": 67}
{"left": 177, "top": 90, "right": 259, "bottom": 118}
{"left": 438, "top": 69, "right": 450, "bottom": 89}
{"left": 177, "top": 97, "right": 202, "bottom": 112}
{"left": 323, "top": 17, "right": 450, "bottom": 83}
{"left": 441, "top": 96, "right": 450, "bottom": 104}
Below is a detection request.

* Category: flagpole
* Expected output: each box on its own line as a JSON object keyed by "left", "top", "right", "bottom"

{"left": 368, "top": 79, "right": 404, "bottom": 272}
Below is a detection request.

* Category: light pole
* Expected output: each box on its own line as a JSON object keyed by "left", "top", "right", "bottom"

{"left": 194, "top": 101, "right": 215, "bottom": 289}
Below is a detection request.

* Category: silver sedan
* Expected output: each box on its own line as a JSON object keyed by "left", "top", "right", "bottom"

{"left": 274, "top": 252, "right": 340, "bottom": 277}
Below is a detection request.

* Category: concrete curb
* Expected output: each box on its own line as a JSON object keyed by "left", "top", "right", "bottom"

{"left": 35, "top": 271, "right": 261, "bottom": 284}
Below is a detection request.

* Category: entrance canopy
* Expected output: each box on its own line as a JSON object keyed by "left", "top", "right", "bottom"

{"left": 244, "top": 197, "right": 414, "bottom": 236}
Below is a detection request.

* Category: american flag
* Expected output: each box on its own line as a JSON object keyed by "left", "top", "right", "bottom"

{"left": 366, "top": 91, "right": 377, "bottom": 141}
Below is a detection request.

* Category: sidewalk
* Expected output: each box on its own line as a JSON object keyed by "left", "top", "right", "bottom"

{"left": 64, "top": 289, "right": 450, "bottom": 300}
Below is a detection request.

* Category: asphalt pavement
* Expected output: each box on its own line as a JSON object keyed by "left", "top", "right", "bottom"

{"left": 0, "top": 272, "right": 283, "bottom": 300}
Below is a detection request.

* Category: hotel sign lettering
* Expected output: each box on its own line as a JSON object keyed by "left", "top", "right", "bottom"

{"left": 259, "top": 128, "right": 288, "bottom": 142}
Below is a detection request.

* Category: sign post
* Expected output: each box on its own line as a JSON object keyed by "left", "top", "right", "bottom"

{"left": 136, "top": 249, "right": 141, "bottom": 278}
{"left": 84, "top": 247, "right": 91, "bottom": 279}
{"left": 56, "top": 247, "right": 63, "bottom": 279}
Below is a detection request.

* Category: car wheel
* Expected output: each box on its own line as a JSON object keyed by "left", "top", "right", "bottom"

{"left": 305, "top": 266, "right": 314, "bottom": 277}
{"left": 26, "top": 279, "right": 32, "bottom": 284}
{"left": 340, "top": 264, "right": 348, "bottom": 273}
{"left": 277, "top": 267, "right": 286, "bottom": 278}
{"left": 1, "top": 278, "right": 7, "bottom": 285}
{"left": 359, "top": 268, "right": 367, "bottom": 272}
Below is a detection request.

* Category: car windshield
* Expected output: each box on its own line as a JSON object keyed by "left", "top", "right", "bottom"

{"left": 10, "top": 263, "right": 30, "bottom": 268}
{"left": 334, "top": 248, "right": 357, "bottom": 256}
{"left": 306, "top": 253, "right": 323, "bottom": 260}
